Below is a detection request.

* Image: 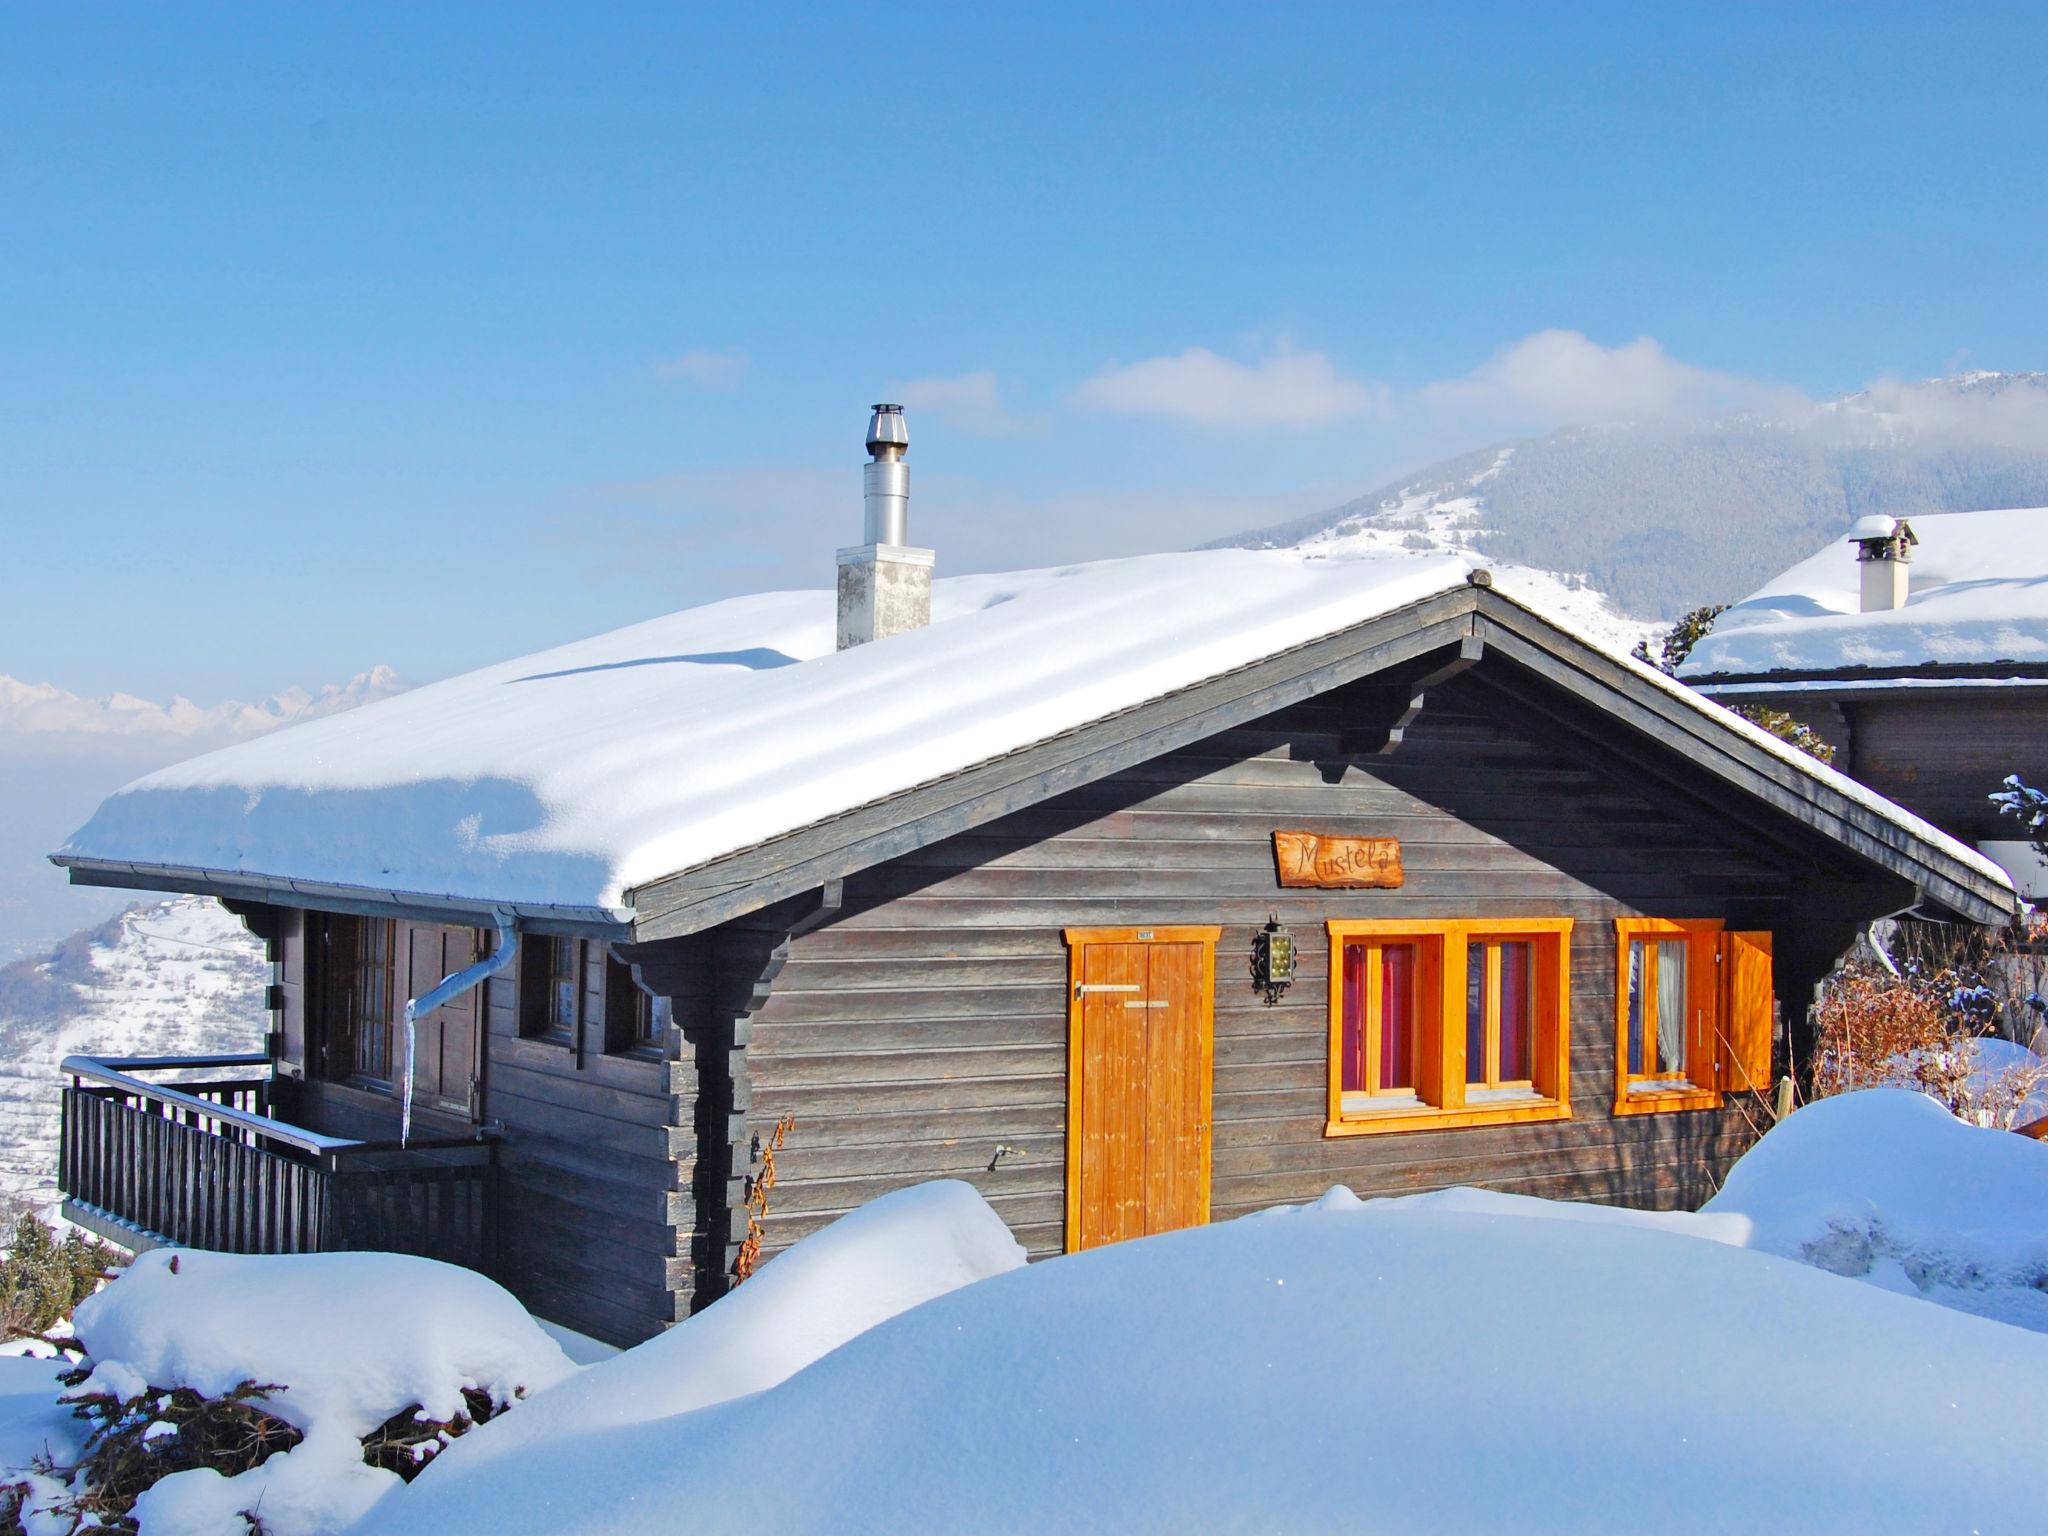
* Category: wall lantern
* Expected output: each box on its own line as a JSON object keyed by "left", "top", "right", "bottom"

{"left": 1251, "top": 916, "right": 1297, "bottom": 1007}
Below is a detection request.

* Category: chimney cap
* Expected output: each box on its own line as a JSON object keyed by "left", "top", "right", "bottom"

{"left": 867, "top": 404, "right": 908, "bottom": 454}
{"left": 1846, "top": 513, "right": 1899, "bottom": 543}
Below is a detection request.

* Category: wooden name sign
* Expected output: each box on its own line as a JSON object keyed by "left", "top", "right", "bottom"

{"left": 1273, "top": 830, "right": 1404, "bottom": 889}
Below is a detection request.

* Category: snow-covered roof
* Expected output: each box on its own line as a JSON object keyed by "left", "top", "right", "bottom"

{"left": 1680, "top": 507, "right": 2048, "bottom": 677}
{"left": 57, "top": 546, "right": 2012, "bottom": 925}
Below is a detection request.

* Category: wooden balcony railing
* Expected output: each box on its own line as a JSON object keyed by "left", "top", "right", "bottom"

{"left": 59, "top": 1054, "right": 496, "bottom": 1270}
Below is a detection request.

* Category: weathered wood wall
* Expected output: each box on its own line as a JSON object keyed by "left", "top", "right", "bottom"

{"left": 1842, "top": 693, "right": 2048, "bottom": 843}
{"left": 729, "top": 664, "right": 1842, "bottom": 1277}
{"left": 269, "top": 916, "right": 684, "bottom": 1347}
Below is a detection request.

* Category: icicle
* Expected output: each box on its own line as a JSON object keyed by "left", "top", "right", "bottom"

{"left": 401, "top": 998, "right": 420, "bottom": 1145}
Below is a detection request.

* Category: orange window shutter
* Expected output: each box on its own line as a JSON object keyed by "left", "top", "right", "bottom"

{"left": 1719, "top": 931, "right": 1774, "bottom": 1094}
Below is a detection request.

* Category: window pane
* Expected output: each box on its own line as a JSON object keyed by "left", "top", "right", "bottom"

{"left": 1380, "top": 945, "right": 1415, "bottom": 1091}
{"left": 1465, "top": 941, "right": 1486, "bottom": 1085}
{"left": 1626, "top": 941, "right": 1646, "bottom": 1076}
{"left": 1656, "top": 939, "right": 1688, "bottom": 1075}
{"left": 1498, "top": 941, "right": 1532, "bottom": 1081}
{"left": 1340, "top": 942, "right": 1369, "bottom": 1093}
{"left": 637, "top": 992, "right": 669, "bottom": 1046}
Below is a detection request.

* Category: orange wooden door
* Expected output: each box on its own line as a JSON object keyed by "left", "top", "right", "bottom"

{"left": 1067, "top": 932, "right": 1215, "bottom": 1251}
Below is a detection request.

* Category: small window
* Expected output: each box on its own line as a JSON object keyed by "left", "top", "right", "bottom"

{"left": 520, "top": 936, "right": 583, "bottom": 1042}
{"left": 352, "top": 918, "right": 397, "bottom": 1081}
{"left": 1466, "top": 938, "right": 1536, "bottom": 1100}
{"left": 1613, "top": 918, "right": 1721, "bottom": 1114}
{"left": 1328, "top": 919, "right": 1572, "bottom": 1136}
{"left": 603, "top": 955, "right": 669, "bottom": 1054}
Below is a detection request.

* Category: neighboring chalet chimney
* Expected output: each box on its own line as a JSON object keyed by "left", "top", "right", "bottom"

{"left": 1846, "top": 514, "right": 1918, "bottom": 613}
{"left": 837, "top": 404, "right": 934, "bottom": 649}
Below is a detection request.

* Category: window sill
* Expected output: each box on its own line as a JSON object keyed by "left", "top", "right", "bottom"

{"left": 520, "top": 1030, "right": 575, "bottom": 1048}
{"left": 1325, "top": 1098, "right": 1572, "bottom": 1137}
{"left": 1612, "top": 1083, "right": 1721, "bottom": 1116}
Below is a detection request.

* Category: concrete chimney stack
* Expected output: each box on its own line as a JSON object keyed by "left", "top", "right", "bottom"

{"left": 1846, "top": 514, "right": 1917, "bottom": 613}
{"left": 837, "top": 405, "right": 934, "bottom": 649}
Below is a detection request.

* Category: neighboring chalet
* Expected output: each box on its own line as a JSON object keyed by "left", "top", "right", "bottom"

{"left": 1681, "top": 507, "right": 2048, "bottom": 900}
{"left": 53, "top": 410, "right": 2014, "bottom": 1346}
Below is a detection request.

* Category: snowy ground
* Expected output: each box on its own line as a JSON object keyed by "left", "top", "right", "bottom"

{"left": 0, "top": 1091, "right": 2042, "bottom": 1534}
{"left": 0, "top": 898, "right": 267, "bottom": 1217}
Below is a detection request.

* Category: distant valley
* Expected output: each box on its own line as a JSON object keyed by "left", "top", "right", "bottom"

{"left": 0, "top": 897, "right": 267, "bottom": 1218}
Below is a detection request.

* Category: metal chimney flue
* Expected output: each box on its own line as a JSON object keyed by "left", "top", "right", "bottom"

{"left": 838, "top": 404, "right": 934, "bottom": 649}
{"left": 863, "top": 404, "right": 910, "bottom": 545}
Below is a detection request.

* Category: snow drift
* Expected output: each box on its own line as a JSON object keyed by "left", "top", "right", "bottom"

{"left": 362, "top": 1094, "right": 2048, "bottom": 1536}
{"left": 1702, "top": 1086, "right": 2048, "bottom": 1326}
{"left": 374, "top": 1178, "right": 1026, "bottom": 1527}
{"left": 351, "top": 1185, "right": 2048, "bottom": 1536}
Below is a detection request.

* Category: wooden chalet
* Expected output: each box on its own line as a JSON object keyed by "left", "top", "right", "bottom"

{"left": 51, "top": 414, "right": 2015, "bottom": 1346}
{"left": 1682, "top": 508, "right": 2048, "bottom": 899}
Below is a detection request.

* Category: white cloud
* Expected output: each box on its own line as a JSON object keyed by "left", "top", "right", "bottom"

{"left": 0, "top": 668, "right": 408, "bottom": 759}
{"left": 890, "top": 371, "right": 1039, "bottom": 436}
{"left": 651, "top": 350, "right": 750, "bottom": 390}
{"left": 1420, "top": 330, "right": 1805, "bottom": 428}
{"left": 1072, "top": 345, "right": 1384, "bottom": 428}
{"left": 1838, "top": 371, "right": 2048, "bottom": 447}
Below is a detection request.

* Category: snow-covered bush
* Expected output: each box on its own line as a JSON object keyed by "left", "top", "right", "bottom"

{"left": 1991, "top": 772, "right": 2048, "bottom": 854}
{"left": 11, "top": 1250, "right": 574, "bottom": 1535}
{"left": 1635, "top": 604, "right": 1836, "bottom": 762}
{"left": 0, "top": 1212, "right": 118, "bottom": 1344}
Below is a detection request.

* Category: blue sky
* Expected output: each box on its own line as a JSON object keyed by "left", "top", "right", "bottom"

{"left": 6, "top": 2, "right": 2048, "bottom": 701}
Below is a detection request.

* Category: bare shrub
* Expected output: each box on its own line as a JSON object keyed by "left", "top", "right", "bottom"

{"left": 1813, "top": 922, "right": 2048, "bottom": 1129}
{"left": 38, "top": 1376, "right": 300, "bottom": 1533}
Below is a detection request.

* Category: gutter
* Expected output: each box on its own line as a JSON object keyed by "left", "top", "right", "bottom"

{"left": 49, "top": 853, "right": 629, "bottom": 938}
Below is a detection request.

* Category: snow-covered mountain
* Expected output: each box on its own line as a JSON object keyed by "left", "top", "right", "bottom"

{"left": 0, "top": 897, "right": 267, "bottom": 1217}
{"left": 1216, "top": 372, "right": 2048, "bottom": 622}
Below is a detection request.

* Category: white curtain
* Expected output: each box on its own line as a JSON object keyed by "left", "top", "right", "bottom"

{"left": 1656, "top": 938, "right": 1688, "bottom": 1076}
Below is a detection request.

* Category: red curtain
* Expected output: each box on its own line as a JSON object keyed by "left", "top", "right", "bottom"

{"left": 1341, "top": 942, "right": 1368, "bottom": 1093}
{"left": 1380, "top": 945, "right": 1414, "bottom": 1091}
{"left": 1498, "top": 941, "right": 1532, "bottom": 1082}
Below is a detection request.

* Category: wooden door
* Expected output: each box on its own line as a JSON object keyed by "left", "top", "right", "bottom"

{"left": 1065, "top": 927, "right": 1218, "bottom": 1251}
{"left": 403, "top": 925, "right": 483, "bottom": 1119}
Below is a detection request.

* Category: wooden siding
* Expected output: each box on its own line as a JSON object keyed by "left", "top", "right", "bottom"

{"left": 731, "top": 667, "right": 1819, "bottom": 1274}
{"left": 269, "top": 915, "right": 683, "bottom": 1348}
{"left": 1844, "top": 693, "right": 2048, "bottom": 843}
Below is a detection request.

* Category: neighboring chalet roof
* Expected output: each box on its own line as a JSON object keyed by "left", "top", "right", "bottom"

{"left": 1680, "top": 508, "right": 2048, "bottom": 683}
{"left": 55, "top": 548, "right": 2016, "bottom": 935}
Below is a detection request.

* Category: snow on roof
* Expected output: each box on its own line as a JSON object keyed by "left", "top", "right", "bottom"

{"left": 59, "top": 545, "right": 2011, "bottom": 920}
{"left": 1679, "top": 507, "right": 2048, "bottom": 676}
